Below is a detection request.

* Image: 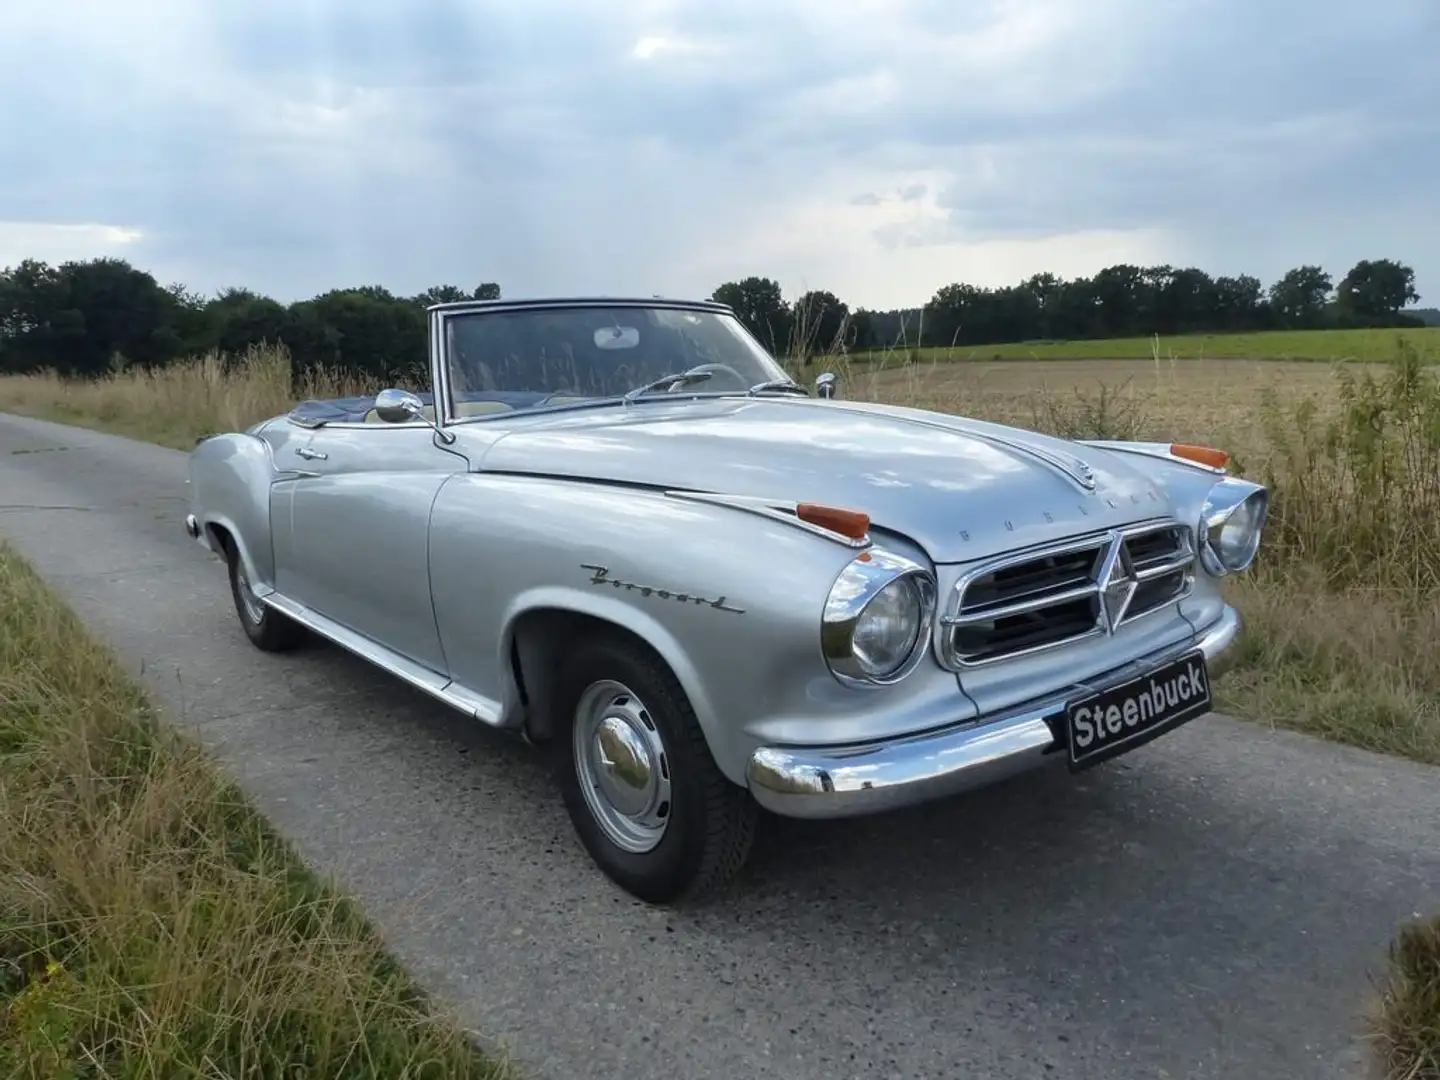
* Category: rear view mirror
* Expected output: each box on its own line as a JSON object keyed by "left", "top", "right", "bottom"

{"left": 595, "top": 326, "right": 640, "bottom": 350}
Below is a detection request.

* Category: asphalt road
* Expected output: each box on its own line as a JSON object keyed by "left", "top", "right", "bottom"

{"left": 1, "top": 411, "right": 1437, "bottom": 1080}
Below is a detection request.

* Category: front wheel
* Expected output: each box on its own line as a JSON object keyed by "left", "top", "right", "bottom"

{"left": 224, "top": 541, "right": 307, "bottom": 652}
{"left": 553, "top": 635, "right": 757, "bottom": 904}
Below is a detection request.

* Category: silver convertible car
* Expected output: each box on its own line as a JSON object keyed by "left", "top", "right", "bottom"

{"left": 184, "top": 296, "right": 1269, "bottom": 904}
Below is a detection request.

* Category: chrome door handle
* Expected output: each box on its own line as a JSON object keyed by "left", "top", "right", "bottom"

{"left": 295, "top": 446, "right": 328, "bottom": 460}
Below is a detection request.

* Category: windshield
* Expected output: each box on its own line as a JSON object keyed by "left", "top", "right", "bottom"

{"left": 442, "top": 303, "right": 793, "bottom": 418}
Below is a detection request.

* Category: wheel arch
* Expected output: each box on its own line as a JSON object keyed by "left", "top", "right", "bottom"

{"left": 202, "top": 515, "right": 269, "bottom": 595}
{"left": 503, "top": 598, "right": 712, "bottom": 751}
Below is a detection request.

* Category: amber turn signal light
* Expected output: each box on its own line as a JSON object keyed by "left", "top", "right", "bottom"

{"left": 1169, "top": 443, "right": 1230, "bottom": 470}
{"left": 796, "top": 502, "right": 871, "bottom": 540}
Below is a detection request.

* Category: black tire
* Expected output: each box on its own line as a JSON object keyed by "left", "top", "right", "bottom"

{"left": 224, "top": 540, "right": 307, "bottom": 652}
{"left": 553, "top": 633, "right": 757, "bottom": 905}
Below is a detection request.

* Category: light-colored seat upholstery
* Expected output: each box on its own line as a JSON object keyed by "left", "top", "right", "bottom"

{"left": 455, "top": 400, "right": 516, "bottom": 417}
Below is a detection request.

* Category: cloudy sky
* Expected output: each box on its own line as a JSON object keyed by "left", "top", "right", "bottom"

{"left": 1, "top": 0, "right": 1435, "bottom": 311}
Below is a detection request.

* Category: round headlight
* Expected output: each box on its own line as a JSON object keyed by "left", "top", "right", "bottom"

{"left": 1199, "top": 479, "right": 1270, "bottom": 575}
{"left": 852, "top": 575, "right": 924, "bottom": 676}
{"left": 822, "top": 549, "right": 936, "bottom": 686}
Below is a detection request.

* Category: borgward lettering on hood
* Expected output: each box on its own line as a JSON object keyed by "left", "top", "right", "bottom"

{"left": 470, "top": 397, "right": 1173, "bottom": 564}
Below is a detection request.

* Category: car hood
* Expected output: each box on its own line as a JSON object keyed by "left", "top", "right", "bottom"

{"left": 474, "top": 397, "right": 1176, "bottom": 564}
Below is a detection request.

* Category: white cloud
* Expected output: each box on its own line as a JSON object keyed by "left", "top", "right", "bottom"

{"left": 630, "top": 35, "right": 723, "bottom": 60}
{"left": 0, "top": 223, "right": 145, "bottom": 268}
{"left": 1, "top": 0, "right": 1436, "bottom": 309}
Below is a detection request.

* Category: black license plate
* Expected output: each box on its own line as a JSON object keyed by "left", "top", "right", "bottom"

{"left": 1065, "top": 650, "right": 1211, "bottom": 770}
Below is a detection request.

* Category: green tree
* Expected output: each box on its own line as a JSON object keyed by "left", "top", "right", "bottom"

{"left": 712, "top": 276, "right": 791, "bottom": 354}
{"left": 1268, "top": 266, "right": 1333, "bottom": 329}
{"left": 1212, "top": 274, "right": 1268, "bottom": 331}
{"left": 1336, "top": 259, "right": 1420, "bottom": 321}
{"left": 204, "top": 288, "right": 292, "bottom": 356}
{"left": 414, "top": 285, "right": 469, "bottom": 306}
{"left": 305, "top": 288, "right": 427, "bottom": 381}
{"left": 791, "top": 289, "right": 851, "bottom": 360}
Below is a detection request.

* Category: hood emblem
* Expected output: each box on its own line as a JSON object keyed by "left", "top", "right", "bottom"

{"left": 1094, "top": 533, "right": 1137, "bottom": 632}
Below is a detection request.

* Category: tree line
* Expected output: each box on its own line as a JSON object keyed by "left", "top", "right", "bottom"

{"left": 0, "top": 254, "right": 1427, "bottom": 382}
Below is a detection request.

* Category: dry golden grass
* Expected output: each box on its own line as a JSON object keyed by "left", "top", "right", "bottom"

{"left": 851, "top": 355, "right": 1359, "bottom": 466}
{"left": 0, "top": 347, "right": 383, "bottom": 450}
{"left": 0, "top": 544, "right": 510, "bottom": 1078}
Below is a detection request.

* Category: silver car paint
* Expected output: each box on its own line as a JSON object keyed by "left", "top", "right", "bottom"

{"left": 472, "top": 396, "right": 1173, "bottom": 565}
{"left": 186, "top": 298, "right": 1254, "bottom": 801}
{"left": 272, "top": 423, "right": 471, "bottom": 672}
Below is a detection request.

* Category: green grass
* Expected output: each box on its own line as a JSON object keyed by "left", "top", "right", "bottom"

{"left": 848, "top": 326, "right": 1440, "bottom": 365}
{"left": 0, "top": 543, "right": 511, "bottom": 1079}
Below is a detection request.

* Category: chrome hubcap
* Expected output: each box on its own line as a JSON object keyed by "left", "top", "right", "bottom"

{"left": 235, "top": 562, "right": 264, "bottom": 624}
{"left": 573, "top": 680, "right": 671, "bottom": 853}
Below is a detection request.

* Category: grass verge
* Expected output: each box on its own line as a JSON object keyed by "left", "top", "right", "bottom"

{"left": 0, "top": 543, "right": 509, "bottom": 1078}
{"left": 1370, "top": 915, "right": 1440, "bottom": 1080}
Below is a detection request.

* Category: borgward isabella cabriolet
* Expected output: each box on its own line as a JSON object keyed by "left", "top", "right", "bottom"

{"left": 184, "top": 296, "right": 1269, "bottom": 904}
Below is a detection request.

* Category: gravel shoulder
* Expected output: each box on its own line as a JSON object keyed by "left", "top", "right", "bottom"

{"left": 2, "top": 411, "right": 1436, "bottom": 1080}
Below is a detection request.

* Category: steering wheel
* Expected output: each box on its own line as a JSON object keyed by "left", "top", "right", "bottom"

{"left": 535, "top": 388, "right": 588, "bottom": 406}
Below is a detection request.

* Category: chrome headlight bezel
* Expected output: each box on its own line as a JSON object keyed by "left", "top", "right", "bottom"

{"left": 1197, "top": 477, "right": 1270, "bottom": 576}
{"left": 821, "top": 548, "right": 937, "bottom": 687}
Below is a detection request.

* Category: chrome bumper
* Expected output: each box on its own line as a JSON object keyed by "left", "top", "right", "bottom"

{"left": 745, "top": 605, "right": 1244, "bottom": 820}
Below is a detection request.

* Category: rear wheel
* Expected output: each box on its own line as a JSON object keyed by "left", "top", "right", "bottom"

{"left": 224, "top": 539, "right": 307, "bottom": 652}
{"left": 553, "top": 634, "right": 757, "bottom": 904}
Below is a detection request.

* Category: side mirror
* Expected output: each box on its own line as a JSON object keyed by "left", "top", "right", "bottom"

{"left": 815, "top": 372, "right": 838, "bottom": 400}
{"left": 373, "top": 388, "right": 426, "bottom": 423}
{"left": 372, "top": 388, "right": 456, "bottom": 443}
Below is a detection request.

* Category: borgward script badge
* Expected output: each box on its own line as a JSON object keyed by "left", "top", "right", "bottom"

{"left": 581, "top": 564, "right": 746, "bottom": 614}
{"left": 1094, "top": 533, "right": 1137, "bottom": 632}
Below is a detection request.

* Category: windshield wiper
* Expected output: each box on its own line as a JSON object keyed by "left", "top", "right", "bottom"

{"left": 622, "top": 367, "right": 715, "bottom": 403}
{"left": 746, "top": 379, "right": 809, "bottom": 397}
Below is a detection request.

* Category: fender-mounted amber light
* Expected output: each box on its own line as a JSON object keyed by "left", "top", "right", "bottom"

{"left": 796, "top": 503, "right": 871, "bottom": 540}
{"left": 1170, "top": 443, "right": 1231, "bottom": 470}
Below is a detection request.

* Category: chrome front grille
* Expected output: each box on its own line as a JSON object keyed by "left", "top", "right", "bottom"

{"left": 938, "top": 520, "right": 1196, "bottom": 668}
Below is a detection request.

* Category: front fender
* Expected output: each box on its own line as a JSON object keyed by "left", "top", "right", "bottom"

{"left": 427, "top": 474, "right": 883, "bottom": 784}
{"left": 187, "top": 431, "right": 279, "bottom": 588}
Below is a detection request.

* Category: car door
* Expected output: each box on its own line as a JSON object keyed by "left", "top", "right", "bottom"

{"left": 272, "top": 419, "right": 469, "bottom": 674}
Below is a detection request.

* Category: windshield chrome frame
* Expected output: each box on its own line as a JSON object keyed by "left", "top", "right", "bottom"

{"left": 430, "top": 297, "right": 795, "bottom": 428}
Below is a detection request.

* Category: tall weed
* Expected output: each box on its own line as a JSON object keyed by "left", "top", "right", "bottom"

{"left": 1254, "top": 338, "right": 1440, "bottom": 589}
